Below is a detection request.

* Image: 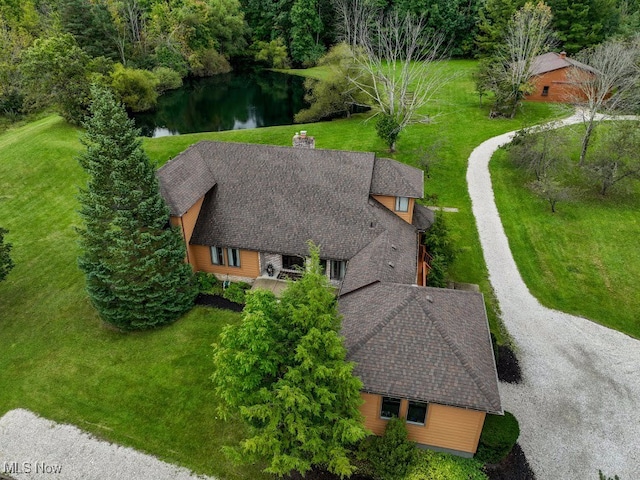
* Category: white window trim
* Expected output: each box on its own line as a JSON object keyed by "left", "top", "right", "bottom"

{"left": 227, "top": 247, "right": 241, "bottom": 268}
{"left": 211, "top": 246, "right": 224, "bottom": 265}
{"left": 406, "top": 401, "right": 428, "bottom": 426}
{"left": 395, "top": 196, "right": 409, "bottom": 212}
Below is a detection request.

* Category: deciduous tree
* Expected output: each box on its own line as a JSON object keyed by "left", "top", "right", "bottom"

{"left": 212, "top": 245, "right": 366, "bottom": 477}
{"left": 582, "top": 120, "right": 640, "bottom": 195}
{"left": 566, "top": 37, "right": 640, "bottom": 165}
{"left": 77, "top": 84, "right": 196, "bottom": 330}
{"left": 21, "top": 33, "right": 93, "bottom": 124}
{"left": 344, "top": 7, "right": 449, "bottom": 151}
{"left": 480, "top": 2, "right": 555, "bottom": 118}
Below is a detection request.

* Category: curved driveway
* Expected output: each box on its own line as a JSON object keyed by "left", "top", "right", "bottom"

{"left": 467, "top": 112, "right": 640, "bottom": 479}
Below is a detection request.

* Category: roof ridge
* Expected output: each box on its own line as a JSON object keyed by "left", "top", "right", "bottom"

{"left": 347, "top": 287, "right": 417, "bottom": 357}
{"left": 422, "top": 294, "right": 500, "bottom": 411}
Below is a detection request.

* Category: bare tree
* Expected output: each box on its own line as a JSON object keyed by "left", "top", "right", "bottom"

{"left": 331, "top": 0, "right": 377, "bottom": 49}
{"left": 485, "top": 1, "right": 555, "bottom": 118}
{"left": 566, "top": 38, "right": 640, "bottom": 165}
{"left": 529, "top": 175, "right": 574, "bottom": 213}
{"left": 343, "top": 8, "right": 449, "bottom": 151}
{"left": 583, "top": 121, "right": 640, "bottom": 196}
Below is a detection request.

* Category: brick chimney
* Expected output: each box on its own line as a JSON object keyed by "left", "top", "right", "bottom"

{"left": 559, "top": 51, "right": 567, "bottom": 59}
{"left": 293, "top": 131, "right": 315, "bottom": 149}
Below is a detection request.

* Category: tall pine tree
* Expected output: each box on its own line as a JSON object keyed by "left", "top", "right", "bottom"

{"left": 77, "top": 84, "right": 196, "bottom": 330}
{"left": 212, "top": 245, "right": 366, "bottom": 477}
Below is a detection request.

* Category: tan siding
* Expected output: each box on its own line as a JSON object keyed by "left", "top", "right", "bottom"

{"left": 372, "top": 195, "right": 414, "bottom": 224}
{"left": 191, "top": 245, "right": 260, "bottom": 279}
{"left": 360, "top": 394, "right": 486, "bottom": 455}
{"left": 414, "top": 404, "right": 486, "bottom": 453}
{"left": 170, "top": 196, "right": 206, "bottom": 269}
{"left": 360, "top": 393, "right": 387, "bottom": 436}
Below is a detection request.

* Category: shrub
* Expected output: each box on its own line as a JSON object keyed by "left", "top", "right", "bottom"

{"left": 153, "top": 67, "right": 182, "bottom": 93}
{"left": 407, "top": 449, "right": 487, "bottom": 480}
{"left": 424, "top": 213, "right": 456, "bottom": 288}
{"left": 189, "top": 49, "right": 232, "bottom": 77}
{"left": 110, "top": 64, "right": 159, "bottom": 112}
{"left": 196, "top": 272, "right": 219, "bottom": 293}
{"left": 222, "top": 281, "right": 251, "bottom": 304}
{"left": 375, "top": 113, "right": 401, "bottom": 152}
{"left": 364, "top": 418, "right": 416, "bottom": 480}
{"left": 476, "top": 411, "right": 520, "bottom": 464}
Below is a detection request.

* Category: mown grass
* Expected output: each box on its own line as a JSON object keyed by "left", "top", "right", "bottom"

{"left": 490, "top": 125, "right": 640, "bottom": 338}
{"left": 0, "top": 61, "right": 566, "bottom": 478}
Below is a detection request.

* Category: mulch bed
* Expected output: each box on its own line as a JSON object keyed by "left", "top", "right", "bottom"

{"left": 285, "top": 468, "right": 373, "bottom": 480}
{"left": 194, "top": 293, "right": 244, "bottom": 312}
{"left": 484, "top": 444, "right": 536, "bottom": 480}
{"left": 497, "top": 344, "right": 522, "bottom": 384}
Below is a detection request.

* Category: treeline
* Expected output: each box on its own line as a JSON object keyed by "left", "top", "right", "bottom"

{"left": 1, "top": 0, "right": 639, "bottom": 122}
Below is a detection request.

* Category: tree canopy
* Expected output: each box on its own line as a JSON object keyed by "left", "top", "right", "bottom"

{"left": 77, "top": 84, "right": 197, "bottom": 330}
{"left": 212, "top": 245, "right": 366, "bottom": 477}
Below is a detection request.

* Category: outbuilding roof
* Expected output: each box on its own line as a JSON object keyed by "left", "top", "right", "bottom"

{"left": 530, "top": 52, "right": 596, "bottom": 76}
{"left": 339, "top": 283, "right": 502, "bottom": 414}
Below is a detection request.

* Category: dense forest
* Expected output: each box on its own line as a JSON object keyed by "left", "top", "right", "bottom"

{"left": 1, "top": 0, "right": 638, "bottom": 122}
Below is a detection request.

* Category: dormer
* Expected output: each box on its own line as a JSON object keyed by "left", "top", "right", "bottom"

{"left": 370, "top": 157, "right": 424, "bottom": 224}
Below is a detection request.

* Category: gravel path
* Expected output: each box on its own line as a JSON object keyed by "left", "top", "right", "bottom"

{"left": 0, "top": 409, "right": 214, "bottom": 480}
{"left": 467, "top": 112, "right": 640, "bottom": 480}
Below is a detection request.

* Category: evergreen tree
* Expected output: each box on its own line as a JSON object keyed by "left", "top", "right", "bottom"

{"left": 289, "top": 0, "right": 325, "bottom": 65}
{"left": 212, "top": 245, "right": 366, "bottom": 477}
{"left": 0, "top": 227, "right": 14, "bottom": 283}
{"left": 77, "top": 84, "right": 196, "bottom": 330}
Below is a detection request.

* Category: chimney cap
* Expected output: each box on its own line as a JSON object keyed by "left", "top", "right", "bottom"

{"left": 559, "top": 51, "right": 567, "bottom": 58}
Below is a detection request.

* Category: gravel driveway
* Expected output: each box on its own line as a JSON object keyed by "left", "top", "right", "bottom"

{"left": 467, "top": 113, "right": 640, "bottom": 479}
{"left": 0, "top": 409, "right": 214, "bottom": 480}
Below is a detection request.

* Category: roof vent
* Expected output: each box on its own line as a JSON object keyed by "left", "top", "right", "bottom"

{"left": 391, "top": 244, "right": 397, "bottom": 250}
{"left": 426, "top": 295, "right": 433, "bottom": 303}
{"left": 388, "top": 262, "right": 394, "bottom": 268}
{"left": 370, "top": 221, "right": 375, "bottom": 228}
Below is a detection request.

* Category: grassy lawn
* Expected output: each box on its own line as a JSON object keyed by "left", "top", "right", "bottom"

{"left": 0, "top": 61, "right": 566, "bottom": 478}
{"left": 490, "top": 127, "right": 640, "bottom": 339}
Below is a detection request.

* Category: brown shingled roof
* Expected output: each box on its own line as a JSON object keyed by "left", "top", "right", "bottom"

{"left": 370, "top": 157, "right": 424, "bottom": 198}
{"left": 530, "top": 52, "right": 597, "bottom": 76}
{"left": 339, "top": 283, "right": 502, "bottom": 414}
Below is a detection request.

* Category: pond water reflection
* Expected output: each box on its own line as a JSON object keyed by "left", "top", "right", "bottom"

{"left": 133, "top": 71, "right": 307, "bottom": 137}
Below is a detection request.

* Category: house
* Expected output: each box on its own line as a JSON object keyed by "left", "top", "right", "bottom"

{"left": 157, "top": 137, "right": 502, "bottom": 457}
{"left": 526, "top": 51, "right": 596, "bottom": 102}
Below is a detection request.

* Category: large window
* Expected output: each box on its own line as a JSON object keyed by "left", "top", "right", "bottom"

{"left": 395, "top": 196, "right": 409, "bottom": 212}
{"left": 211, "top": 246, "right": 224, "bottom": 265}
{"left": 380, "top": 397, "right": 402, "bottom": 419}
{"left": 330, "top": 260, "right": 346, "bottom": 280}
{"left": 227, "top": 248, "right": 241, "bottom": 267}
{"left": 406, "top": 401, "right": 428, "bottom": 425}
{"left": 282, "top": 255, "right": 305, "bottom": 270}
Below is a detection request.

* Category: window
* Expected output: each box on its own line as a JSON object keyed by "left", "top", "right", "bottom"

{"left": 380, "top": 397, "right": 401, "bottom": 419}
{"left": 542, "top": 86, "right": 549, "bottom": 96}
{"left": 227, "top": 248, "right": 241, "bottom": 267}
{"left": 282, "top": 255, "right": 305, "bottom": 270}
{"left": 395, "top": 196, "right": 409, "bottom": 212}
{"left": 406, "top": 401, "right": 428, "bottom": 425}
{"left": 330, "top": 260, "right": 346, "bottom": 281}
{"left": 319, "top": 259, "right": 327, "bottom": 275}
{"left": 211, "top": 246, "right": 224, "bottom": 265}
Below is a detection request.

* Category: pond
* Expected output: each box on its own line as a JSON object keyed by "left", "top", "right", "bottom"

{"left": 133, "top": 71, "right": 307, "bottom": 137}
